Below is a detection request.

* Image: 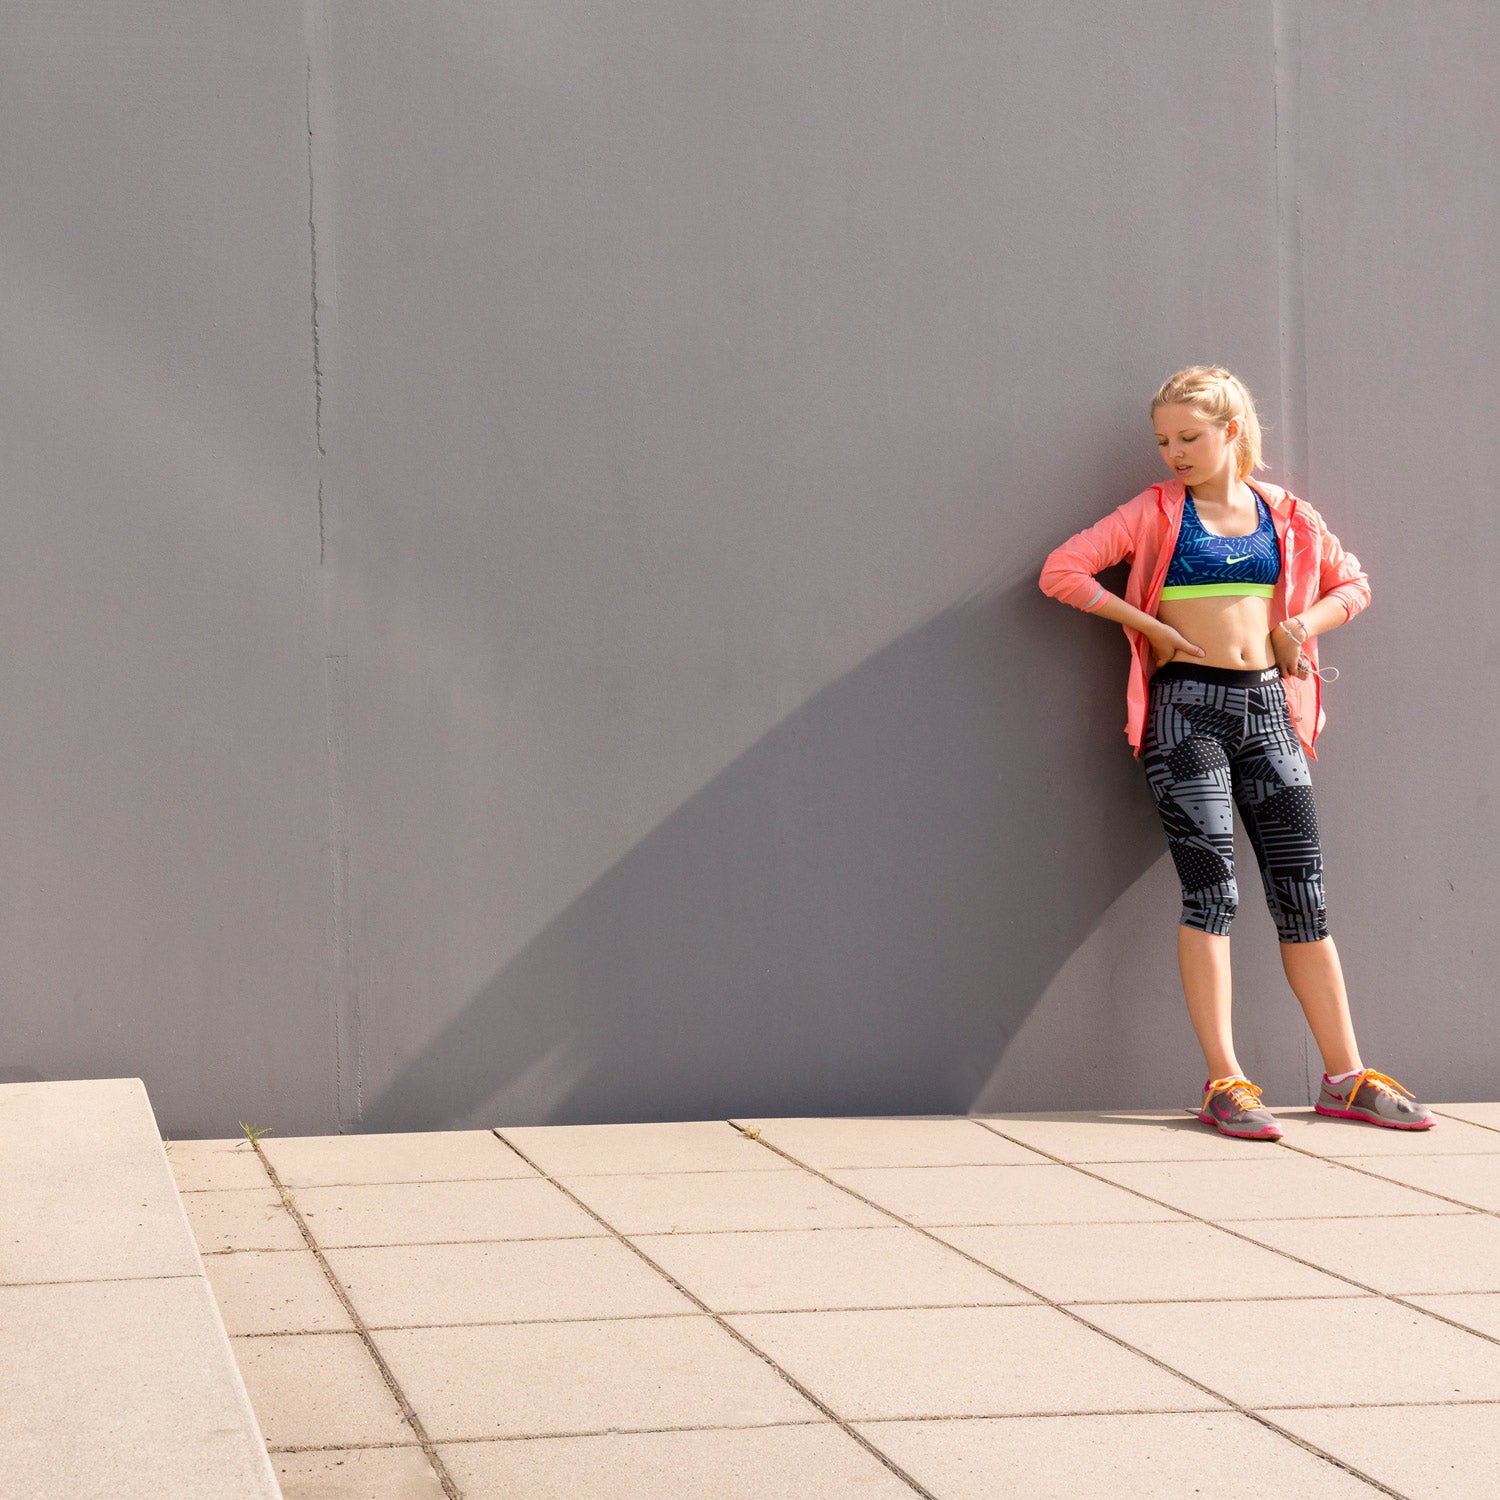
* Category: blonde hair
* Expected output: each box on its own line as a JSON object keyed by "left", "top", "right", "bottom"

{"left": 1150, "top": 365, "right": 1264, "bottom": 481}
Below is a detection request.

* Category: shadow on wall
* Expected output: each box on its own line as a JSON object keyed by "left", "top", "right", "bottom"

{"left": 364, "top": 566, "right": 1162, "bottom": 1131}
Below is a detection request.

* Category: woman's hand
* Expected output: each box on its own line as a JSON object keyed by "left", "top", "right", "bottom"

{"left": 1272, "top": 617, "right": 1312, "bottom": 680}
{"left": 1148, "top": 622, "right": 1206, "bottom": 670}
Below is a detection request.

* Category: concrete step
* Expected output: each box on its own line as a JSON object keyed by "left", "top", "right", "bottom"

{"left": 0, "top": 1078, "right": 282, "bottom": 1499}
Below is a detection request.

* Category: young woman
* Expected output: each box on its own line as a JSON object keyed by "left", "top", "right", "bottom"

{"left": 1038, "top": 365, "right": 1433, "bottom": 1139}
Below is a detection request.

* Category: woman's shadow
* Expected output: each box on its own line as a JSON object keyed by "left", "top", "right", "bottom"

{"left": 364, "top": 564, "right": 1169, "bottom": 1130}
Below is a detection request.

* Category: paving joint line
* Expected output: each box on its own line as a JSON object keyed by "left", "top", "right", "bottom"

{"left": 730, "top": 1120, "right": 1410, "bottom": 1499}
{"left": 248, "top": 1139, "right": 464, "bottom": 1500}
{"left": 288, "top": 1231, "right": 611, "bottom": 1251}
{"left": 488, "top": 1129, "right": 944, "bottom": 1500}
{"left": 1430, "top": 1108, "right": 1500, "bottom": 1135}
{"left": 970, "top": 1120, "right": 1500, "bottom": 1355}
{"left": 0, "top": 1272, "right": 203, "bottom": 1289}
{"left": 1272, "top": 1136, "right": 1500, "bottom": 1219}
{"left": 227, "top": 1291, "right": 1385, "bottom": 1337}
{"left": 268, "top": 1418, "right": 833, "bottom": 1452}
{"left": 181, "top": 1173, "right": 549, "bottom": 1192}
{"left": 261, "top": 1392, "right": 1500, "bottom": 1454}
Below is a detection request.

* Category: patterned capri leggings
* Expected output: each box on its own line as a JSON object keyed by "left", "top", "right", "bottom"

{"left": 1142, "top": 660, "right": 1330, "bottom": 942}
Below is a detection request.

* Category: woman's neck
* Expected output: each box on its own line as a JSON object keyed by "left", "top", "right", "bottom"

{"left": 1185, "top": 472, "right": 1243, "bottom": 510}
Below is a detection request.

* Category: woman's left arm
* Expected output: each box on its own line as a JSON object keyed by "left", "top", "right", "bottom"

{"left": 1282, "top": 505, "right": 1371, "bottom": 642}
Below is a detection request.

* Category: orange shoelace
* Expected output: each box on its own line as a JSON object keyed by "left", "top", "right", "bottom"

{"left": 1341, "top": 1069, "right": 1414, "bottom": 1105}
{"left": 1205, "top": 1076, "right": 1266, "bottom": 1114}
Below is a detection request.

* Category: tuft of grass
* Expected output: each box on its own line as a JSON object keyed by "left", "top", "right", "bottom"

{"left": 239, "top": 1122, "right": 273, "bottom": 1145}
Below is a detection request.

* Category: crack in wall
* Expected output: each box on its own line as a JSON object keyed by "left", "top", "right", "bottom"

{"left": 304, "top": 0, "right": 361, "bottom": 1132}
{"left": 306, "top": 54, "right": 328, "bottom": 564}
{"left": 1273, "top": 0, "right": 1308, "bottom": 496}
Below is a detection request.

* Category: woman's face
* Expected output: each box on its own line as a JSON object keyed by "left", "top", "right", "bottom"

{"left": 1153, "top": 402, "right": 1238, "bottom": 486}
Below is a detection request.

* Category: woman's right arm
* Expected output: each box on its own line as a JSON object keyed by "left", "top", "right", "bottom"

{"left": 1038, "top": 505, "right": 1203, "bottom": 660}
{"left": 1038, "top": 504, "right": 1134, "bottom": 613}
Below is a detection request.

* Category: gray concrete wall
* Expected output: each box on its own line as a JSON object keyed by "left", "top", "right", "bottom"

{"left": 2, "top": 2, "right": 1494, "bottom": 1138}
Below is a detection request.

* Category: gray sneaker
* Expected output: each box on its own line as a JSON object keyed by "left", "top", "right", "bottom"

{"left": 1316, "top": 1069, "right": 1435, "bottom": 1130}
{"left": 1199, "top": 1077, "right": 1283, "bottom": 1140}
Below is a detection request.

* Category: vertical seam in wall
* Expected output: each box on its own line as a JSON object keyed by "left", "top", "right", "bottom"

{"left": 305, "top": 0, "right": 361, "bottom": 1132}
{"left": 1273, "top": 0, "right": 1308, "bottom": 496}
{"left": 1275, "top": 1, "right": 1315, "bottom": 1107}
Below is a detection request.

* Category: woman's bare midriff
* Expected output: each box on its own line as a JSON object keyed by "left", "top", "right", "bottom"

{"left": 1156, "top": 594, "right": 1277, "bottom": 670}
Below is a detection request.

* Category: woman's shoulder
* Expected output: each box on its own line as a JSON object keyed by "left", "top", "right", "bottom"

{"left": 1270, "top": 483, "right": 1336, "bottom": 530}
{"left": 1252, "top": 478, "right": 1334, "bottom": 528}
{"left": 1248, "top": 477, "right": 1290, "bottom": 508}
{"left": 1114, "top": 481, "right": 1170, "bottom": 517}
{"left": 1106, "top": 480, "right": 1187, "bottom": 534}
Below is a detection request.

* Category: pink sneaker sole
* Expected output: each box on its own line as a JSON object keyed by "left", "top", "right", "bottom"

{"left": 1198, "top": 1111, "right": 1283, "bottom": 1140}
{"left": 1314, "top": 1103, "right": 1435, "bottom": 1130}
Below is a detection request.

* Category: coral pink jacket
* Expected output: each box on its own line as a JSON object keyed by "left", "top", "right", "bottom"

{"left": 1038, "top": 480, "right": 1371, "bottom": 760}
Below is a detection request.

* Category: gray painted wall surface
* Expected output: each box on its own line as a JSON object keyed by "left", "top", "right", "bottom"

{"left": 2, "top": 3, "right": 1495, "bottom": 1138}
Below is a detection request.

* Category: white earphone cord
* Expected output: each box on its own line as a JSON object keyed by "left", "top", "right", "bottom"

{"left": 1279, "top": 619, "right": 1339, "bottom": 682}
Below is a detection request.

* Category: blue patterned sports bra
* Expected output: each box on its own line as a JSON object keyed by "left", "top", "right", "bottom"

{"left": 1160, "top": 486, "right": 1281, "bottom": 599}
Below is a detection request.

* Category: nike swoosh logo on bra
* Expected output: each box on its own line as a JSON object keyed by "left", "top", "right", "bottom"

{"left": 1225, "top": 553, "right": 1251, "bottom": 564}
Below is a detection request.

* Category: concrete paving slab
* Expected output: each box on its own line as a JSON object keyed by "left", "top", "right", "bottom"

{"left": 729, "top": 1114, "right": 1048, "bottom": 1167}
{"left": 823, "top": 1163, "right": 1184, "bottom": 1226}
{"left": 0, "top": 1275, "right": 280, "bottom": 1500}
{"left": 162, "top": 1108, "right": 1500, "bottom": 1495}
{"left": 438, "top": 1423, "right": 920, "bottom": 1499}
{"left": 976, "top": 1109, "right": 1284, "bottom": 1162}
{"left": 932, "top": 1219, "right": 1355, "bottom": 1304}
{"left": 1406, "top": 1292, "right": 1500, "bottom": 1340}
{"left": 0, "top": 1078, "right": 201, "bottom": 1283}
{"left": 1241, "top": 1213, "right": 1500, "bottom": 1296}
{"left": 262, "top": 1129, "right": 536, "bottom": 1188}
{"left": 1088, "top": 1153, "right": 1469, "bottom": 1221}
{"left": 1082, "top": 1296, "right": 1500, "bottom": 1406}
{"left": 1433, "top": 1102, "right": 1500, "bottom": 1132}
{"left": 631, "top": 1224, "right": 1037, "bottom": 1312}
{"left": 273, "top": 1445, "right": 446, "bottom": 1499}
{"left": 1274, "top": 1108, "right": 1500, "bottom": 1155}
{"left": 723, "top": 1305, "right": 1224, "bottom": 1419}
{"left": 181, "top": 1186, "right": 308, "bottom": 1253}
{"left": 498, "top": 1118, "right": 793, "bottom": 1176}
{"left": 372, "top": 1315, "right": 822, "bottom": 1439}
{"left": 1329, "top": 1149, "right": 1500, "bottom": 1212}
{"left": 323, "top": 1236, "right": 697, "bottom": 1326}
{"left": 166, "top": 1138, "right": 273, "bottom": 1192}
{"left": 230, "top": 1331, "right": 416, "bottom": 1449}
{"left": 1264, "top": 1403, "right": 1500, "bottom": 1498}
{"left": 558, "top": 1167, "right": 896, "bottom": 1234}
{"left": 201, "top": 1247, "right": 355, "bottom": 1336}
{"left": 856, "top": 1410, "right": 1383, "bottom": 1499}
{"left": 293, "top": 1175, "right": 607, "bottom": 1247}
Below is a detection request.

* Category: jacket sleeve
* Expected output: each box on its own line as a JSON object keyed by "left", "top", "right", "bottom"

{"left": 1038, "top": 503, "right": 1135, "bottom": 613}
{"left": 1309, "top": 504, "right": 1371, "bottom": 623}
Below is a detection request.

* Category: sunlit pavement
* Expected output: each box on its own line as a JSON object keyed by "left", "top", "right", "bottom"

{"left": 174, "top": 1104, "right": 1500, "bottom": 1499}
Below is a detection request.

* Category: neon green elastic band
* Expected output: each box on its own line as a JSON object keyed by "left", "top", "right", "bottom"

{"left": 1159, "top": 582, "right": 1276, "bottom": 599}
